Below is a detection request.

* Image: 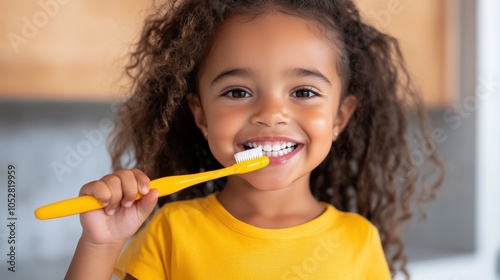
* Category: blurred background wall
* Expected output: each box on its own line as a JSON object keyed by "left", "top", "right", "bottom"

{"left": 0, "top": 0, "right": 499, "bottom": 279}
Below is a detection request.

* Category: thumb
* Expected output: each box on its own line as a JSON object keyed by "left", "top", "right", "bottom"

{"left": 136, "top": 189, "right": 159, "bottom": 220}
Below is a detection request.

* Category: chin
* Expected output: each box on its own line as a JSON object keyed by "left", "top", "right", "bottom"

{"left": 242, "top": 174, "right": 294, "bottom": 192}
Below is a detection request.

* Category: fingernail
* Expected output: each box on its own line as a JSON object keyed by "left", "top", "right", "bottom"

{"left": 107, "top": 209, "right": 115, "bottom": 216}
{"left": 141, "top": 185, "right": 149, "bottom": 194}
{"left": 123, "top": 201, "right": 133, "bottom": 208}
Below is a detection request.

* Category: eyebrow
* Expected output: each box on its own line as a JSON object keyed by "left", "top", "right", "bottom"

{"left": 210, "top": 67, "right": 332, "bottom": 86}
{"left": 211, "top": 68, "right": 252, "bottom": 86}
{"left": 284, "top": 67, "right": 332, "bottom": 85}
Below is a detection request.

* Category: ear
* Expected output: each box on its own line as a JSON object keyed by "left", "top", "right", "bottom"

{"left": 187, "top": 93, "right": 208, "bottom": 135}
{"left": 333, "top": 95, "right": 357, "bottom": 139}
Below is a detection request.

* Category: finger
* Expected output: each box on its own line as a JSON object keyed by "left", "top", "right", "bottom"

{"left": 79, "top": 180, "right": 112, "bottom": 207}
{"left": 100, "top": 174, "right": 124, "bottom": 215}
{"left": 131, "top": 168, "right": 151, "bottom": 196}
{"left": 136, "top": 189, "right": 159, "bottom": 221}
{"left": 114, "top": 169, "right": 140, "bottom": 208}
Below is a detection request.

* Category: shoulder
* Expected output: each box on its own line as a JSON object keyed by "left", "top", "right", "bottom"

{"left": 331, "top": 206, "right": 375, "bottom": 230}
{"left": 329, "top": 206, "right": 382, "bottom": 247}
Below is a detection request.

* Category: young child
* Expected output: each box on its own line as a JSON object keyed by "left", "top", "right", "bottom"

{"left": 65, "top": 0, "right": 443, "bottom": 279}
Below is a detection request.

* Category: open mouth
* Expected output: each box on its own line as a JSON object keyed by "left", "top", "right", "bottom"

{"left": 243, "top": 141, "right": 298, "bottom": 157}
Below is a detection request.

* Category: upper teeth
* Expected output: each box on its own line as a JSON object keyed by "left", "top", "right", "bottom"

{"left": 245, "top": 141, "right": 297, "bottom": 157}
{"left": 246, "top": 141, "right": 296, "bottom": 151}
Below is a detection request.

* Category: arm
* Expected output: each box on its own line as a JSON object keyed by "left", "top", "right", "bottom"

{"left": 65, "top": 238, "right": 125, "bottom": 280}
{"left": 64, "top": 169, "right": 159, "bottom": 280}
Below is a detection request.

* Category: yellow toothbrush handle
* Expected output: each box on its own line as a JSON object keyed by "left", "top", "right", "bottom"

{"left": 34, "top": 156, "right": 269, "bottom": 220}
{"left": 34, "top": 195, "right": 107, "bottom": 220}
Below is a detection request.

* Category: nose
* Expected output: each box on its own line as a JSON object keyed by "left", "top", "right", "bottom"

{"left": 250, "top": 93, "right": 290, "bottom": 127}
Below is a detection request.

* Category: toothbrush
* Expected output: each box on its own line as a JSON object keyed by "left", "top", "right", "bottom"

{"left": 34, "top": 148, "right": 268, "bottom": 220}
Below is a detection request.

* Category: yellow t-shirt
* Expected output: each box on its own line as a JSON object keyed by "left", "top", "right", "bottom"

{"left": 114, "top": 194, "right": 391, "bottom": 280}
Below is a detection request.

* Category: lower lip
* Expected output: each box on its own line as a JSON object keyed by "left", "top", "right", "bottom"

{"left": 265, "top": 145, "right": 302, "bottom": 165}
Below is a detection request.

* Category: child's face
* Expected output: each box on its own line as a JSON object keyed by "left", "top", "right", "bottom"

{"left": 190, "top": 12, "right": 356, "bottom": 190}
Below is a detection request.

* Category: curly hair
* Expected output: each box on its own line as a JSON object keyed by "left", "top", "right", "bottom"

{"left": 109, "top": 0, "right": 444, "bottom": 277}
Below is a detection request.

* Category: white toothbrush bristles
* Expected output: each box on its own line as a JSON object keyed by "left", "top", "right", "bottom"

{"left": 234, "top": 147, "right": 264, "bottom": 163}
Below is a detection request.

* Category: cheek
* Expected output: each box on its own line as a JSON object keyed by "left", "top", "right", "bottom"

{"left": 300, "top": 106, "right": 337, "bottom": 140}
{"left": 205, "top": 108, "right": 246, "bottom": 163}
{"left": 207, "top": 108, "right": 244, "bottom": 136}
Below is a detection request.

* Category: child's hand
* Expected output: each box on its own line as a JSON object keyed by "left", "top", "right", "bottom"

{"left": 77, "top": 169, "right": 159, "bottom": 247}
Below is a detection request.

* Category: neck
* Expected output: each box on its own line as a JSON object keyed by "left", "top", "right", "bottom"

{"left": 216, "top": 176, "right": 325, "bottom": 228}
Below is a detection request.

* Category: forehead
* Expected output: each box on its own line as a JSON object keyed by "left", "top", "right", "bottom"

{"left": 200, "top": 11, "right": 339, "bottom": 78}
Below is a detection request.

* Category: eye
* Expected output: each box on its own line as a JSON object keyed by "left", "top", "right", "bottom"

{"left": 291, "top": 88, "right": 318, "bottom": 98}
{"left": 223, "top": 88, "right": 251, "bottom": 98}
